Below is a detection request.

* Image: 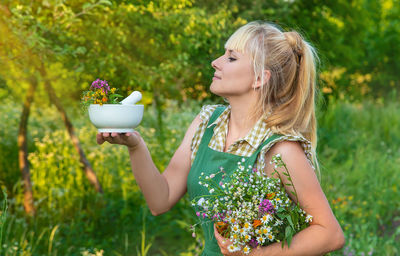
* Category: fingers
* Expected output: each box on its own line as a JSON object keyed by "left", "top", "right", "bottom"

{"left": 96, "top": 133, "right": 105, "bottom": 145}
{"left": 214, "top": 223, "right": 233, "bottom": 255}
{"left": 98, "top": 132, "right": 130, "bottom": 145}
{"left": 98, "top": 132, "right": 118, "bottom": 145}
{"left": 97, "top": 132, "right": 140, "bottom": 148}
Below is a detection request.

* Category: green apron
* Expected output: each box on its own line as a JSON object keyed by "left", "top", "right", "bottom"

{"left": 187, "top": 106, "right": 282, "bottom": 256}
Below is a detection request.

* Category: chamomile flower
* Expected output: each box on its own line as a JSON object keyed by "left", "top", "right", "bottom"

{"left": 243, "top": 245, "right": 251, "bottom": 254}
{"left": 256, "top": 236, "right": 265, "bottom": 244}
{"left": 305, "top": 214, "right": 313, "bottom": 223}
{"left": 261, "top": 214, "right": 273, "bottom": 224}
{"left": 228, "top": 216, "right": 236, "bottom": 224}
{"left": 231, "top": 233, "right": 239, "bottom": 241}
{"left": 231, "top": 224, "right": 239, "bottom": 233}
{"left": 243, "top": 222, "right": 252, "bottom": 231}
{"left": 243, "top": 234, "right": 251, "bottom": 242}
{"left": 228, "top": 244, "right": 240, "bottom": 252}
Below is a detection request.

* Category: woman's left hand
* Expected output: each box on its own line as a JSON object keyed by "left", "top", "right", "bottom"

{"left": 214, "top": 224, "right": 243, "bottom": 256}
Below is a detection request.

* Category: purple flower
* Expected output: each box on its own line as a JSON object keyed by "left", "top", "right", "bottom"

{"left": 90, "top": 78, "right": 110, "bottom": 94}
{"left": 196, "top": 212, "right": 200, "bottom": 217}
{"left": 249, "top": 238, "right": 258, "bottom": 248}
{"left": 259, "top": 199, "right": 275, "bottom": 215}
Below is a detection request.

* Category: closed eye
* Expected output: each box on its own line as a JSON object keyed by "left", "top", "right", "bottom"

{"left": 228, "top": 57, "right": 236, "bottom": 62}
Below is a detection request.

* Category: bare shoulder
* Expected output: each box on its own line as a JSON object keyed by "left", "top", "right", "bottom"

{"left": 183, "top": 114, "right": 202, "bottom": 142}
{"left": 264, "top": 140, "right": 314, "bottom": 178}
{"left": 266, "top": 140, "right": 307, "bottom": 161}
{"left": 266, "top": 139, "right": 319, "bottom": 181}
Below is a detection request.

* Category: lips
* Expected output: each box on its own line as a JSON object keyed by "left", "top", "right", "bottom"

{"left": 213, "top": 74, "right": 221, "bottom": 79}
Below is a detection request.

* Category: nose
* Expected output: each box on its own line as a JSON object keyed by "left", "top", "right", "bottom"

{"left": 211, "top": 56, "right": 222, "bottom": 70}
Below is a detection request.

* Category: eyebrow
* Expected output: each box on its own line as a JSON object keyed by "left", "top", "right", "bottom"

{"left": 228, "top": 49, "right": 239, "bottom": 57}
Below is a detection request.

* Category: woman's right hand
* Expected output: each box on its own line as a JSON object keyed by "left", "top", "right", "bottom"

{"left": 96, "top": 131, "right": 142, "bottom": 151}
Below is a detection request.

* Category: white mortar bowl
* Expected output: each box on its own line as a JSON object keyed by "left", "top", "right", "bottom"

{"left": 88, "top": 104, "right": 144, "bottom": 132}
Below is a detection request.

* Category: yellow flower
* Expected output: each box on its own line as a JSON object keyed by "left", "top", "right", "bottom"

{"left": 243, "top": 245, "right": 250, "bottom": 254}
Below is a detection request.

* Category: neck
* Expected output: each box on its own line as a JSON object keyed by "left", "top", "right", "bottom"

{"left": 226, "top": 90, "right": 261, "bottom": 138}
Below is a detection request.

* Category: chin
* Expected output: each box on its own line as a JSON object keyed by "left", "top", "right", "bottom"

{"left": 210, "top": 86, "right": 224, "bottom": 98}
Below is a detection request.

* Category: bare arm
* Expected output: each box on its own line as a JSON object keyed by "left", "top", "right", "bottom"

{"left": 97, "top": 114, "right": 202, "bottom": 216}
{"left": 214, "top": 141, "right": 345, "bottom": 256}
{"left": 253, "top": 141, "right": 345, "bottom": 255}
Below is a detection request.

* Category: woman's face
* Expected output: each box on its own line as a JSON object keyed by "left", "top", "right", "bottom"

{"left": 210, "top": 48, "right": 256, "bottom": 98}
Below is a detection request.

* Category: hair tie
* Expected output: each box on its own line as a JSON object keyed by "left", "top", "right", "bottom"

{"left": 284, "top": 32, "right": 303, "bottom": 63}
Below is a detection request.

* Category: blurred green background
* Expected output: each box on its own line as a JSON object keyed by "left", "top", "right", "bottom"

{"left": 0, "top": 0, "right": 399, "bottom": 255}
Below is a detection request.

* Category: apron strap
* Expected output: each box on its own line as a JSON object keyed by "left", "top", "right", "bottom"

{"left": 245, "top": 133, "right": 283, "bottom": 168}
{"left": 207, "top": 106, "right": 226, "bottom": 126}
{"left": 197, "top": 106, "right": 227, "bottom": 148}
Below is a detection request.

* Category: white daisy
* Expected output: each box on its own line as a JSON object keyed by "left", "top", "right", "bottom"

{"left": 243, "top": 222, "right": 252, "bottom": 231}
{"left": 228, "top": 244, "right": 240, "bottom": 252}
{"left": 243, "top": 234, "right": 251, "bottom": 242}
{"left": 232, "top": 224, "right": 240, "bottom": 233}
{"left": 256, "top": 236, "right": 265, "bottom": 244}
{"left": 261, "top": 214, "right": 273, "bottom": 224}
{"left": 267, "top": 233, "right": 275, "bottom": 241}
{"left": 228, "top": 244, "right": 236, "bottom": 252}
{"left": 243, "top": 245, "right": 251, "bottom": 254}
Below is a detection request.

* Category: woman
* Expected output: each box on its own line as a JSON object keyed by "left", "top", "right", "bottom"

{"left": 97, "top": 21, "right": 345, "bottom": 255}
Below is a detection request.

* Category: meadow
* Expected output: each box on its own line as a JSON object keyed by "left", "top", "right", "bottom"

{"left": 0, "top": 95, "right": 399, "bottom": 256}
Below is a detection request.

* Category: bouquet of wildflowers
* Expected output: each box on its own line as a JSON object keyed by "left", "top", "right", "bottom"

{"left": 191, "top": 154, "right": 313, "bottom": 254}
{"left": 81, "top": 79, "right": 123, "bottom": 108}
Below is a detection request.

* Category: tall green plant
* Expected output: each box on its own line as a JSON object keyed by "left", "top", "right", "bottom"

{"left": 0, "top": 188, "right": 8, "bottom": 255}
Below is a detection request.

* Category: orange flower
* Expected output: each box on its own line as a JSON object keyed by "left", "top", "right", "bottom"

{"left": 216, "top": 221, "right": 228, "bottom": 234}
{"left": 267, "top": 192, "right": 275, "bottom": 199}
{"left": 102, "top": 97, "right": 107, "bottom": 102}
{"left": 253, "top": 219, "right": 262, "bottom": 228}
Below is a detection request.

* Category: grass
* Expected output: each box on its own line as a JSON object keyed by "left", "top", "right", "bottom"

{"left": 0, "top": 96, "right": 399, "bottom": 255}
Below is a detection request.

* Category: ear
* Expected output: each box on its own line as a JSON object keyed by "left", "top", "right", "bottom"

{"left": 253, "top": 70, "right": 271, "bottom": 89}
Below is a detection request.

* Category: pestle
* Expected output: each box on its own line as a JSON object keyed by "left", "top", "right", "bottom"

{"left": 120, "top": 91, "right": 142, "bottom": 105}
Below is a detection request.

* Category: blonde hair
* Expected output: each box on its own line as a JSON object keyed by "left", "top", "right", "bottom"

{"left": 225, "top": 21, "right": 319, "bottom": 172}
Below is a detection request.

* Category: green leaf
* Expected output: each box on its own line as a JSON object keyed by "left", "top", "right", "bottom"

{"left": 99, "top": 0, "right": 112, "bottom": 6}
{"left": 286, "top": 215, "right": 294, "bottom": 229}
{"left": 82, "top": 3, "right": 92, "bottom": 9}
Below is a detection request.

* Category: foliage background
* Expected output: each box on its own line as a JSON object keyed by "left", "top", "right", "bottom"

{"left": 0, "top": 0, "right": 399, "bottom": 255}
